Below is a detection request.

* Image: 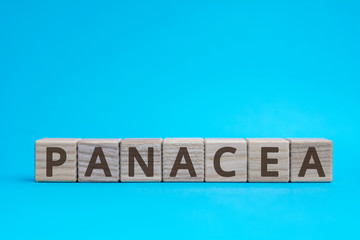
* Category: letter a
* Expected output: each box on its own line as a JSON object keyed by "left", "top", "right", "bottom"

{"left": 170, "top": 147, "right": 196, "bottom": 177}
{"left": 85, "top": 147, "right": 112, "bottom": 177}
{"left": 298, "top": 147, "right": 325, "bottom": 177}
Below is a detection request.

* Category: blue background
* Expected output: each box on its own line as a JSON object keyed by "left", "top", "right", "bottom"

{"left": 1, "top": 0, "right": 359, "bottom": 239}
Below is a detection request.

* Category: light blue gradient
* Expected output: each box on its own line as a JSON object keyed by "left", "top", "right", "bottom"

{"left": 1, "top": 1, "right": 359, "bottom": 239}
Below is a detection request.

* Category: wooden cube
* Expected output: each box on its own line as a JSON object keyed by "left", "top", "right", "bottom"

{"left": 120, "top": 138, "right": 162, "bottom": 182}
{"left": 288, "top": 138, "right": 332, "bottom": 182}
{"left": 163, "top": 138, "right": 204, "bottom": 182}
{"left": 78, "top": 139, "right": 121, "bottom": 182}
{"left": 247, "top": 138, "right": 289, "bottom": 182}
{"left": 35, "top": 138, "right": 81, "bottom": 182}
{"left": 205, "top": 138, "right": 247, "bottom": 182}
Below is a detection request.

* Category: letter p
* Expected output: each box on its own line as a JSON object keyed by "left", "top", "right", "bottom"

{"left": 46, "top": 147, "right": 67, "bottom": 177}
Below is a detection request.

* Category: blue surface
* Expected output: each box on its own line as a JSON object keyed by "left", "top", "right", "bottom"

{"left": 1, "top": 1, "right": 359, "bottom": 239}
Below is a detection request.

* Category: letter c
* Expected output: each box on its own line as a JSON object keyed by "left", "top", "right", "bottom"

{"left": 214, "top": 147, "right": 236, "bottom": 177}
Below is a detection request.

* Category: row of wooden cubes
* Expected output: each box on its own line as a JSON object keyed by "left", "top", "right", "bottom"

{"left": 35, "top": 138, "right": 332, "bottom": 182}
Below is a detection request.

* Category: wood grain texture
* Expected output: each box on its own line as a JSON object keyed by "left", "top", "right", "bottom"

{"left": 78, "top": 139, "right": 121, "bottom": 182}
{"left": 163, "top": 138, "right": 204, "bottom": 182}
{"left": 205, "top": 138, "right": 247, "bottom": 182}
{"left": 247, "top": 138, "right": 289, "bottom": 182}
{"left": 288, "top": 138, "right": 332, "bottom": 182}
{"left": 121, "top": 138, "right": 162, "bottom": 182}
{"left": 35, "top": 138, "right": 81, "bottom": 182}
